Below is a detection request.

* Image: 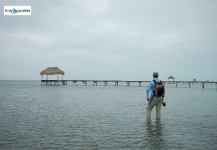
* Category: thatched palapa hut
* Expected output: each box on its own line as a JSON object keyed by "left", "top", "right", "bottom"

{"left": 40, "top": 67, "right": 65, "bottom": 80}
{"left": 168, "top": 76, "right": 175, "bottom": 82}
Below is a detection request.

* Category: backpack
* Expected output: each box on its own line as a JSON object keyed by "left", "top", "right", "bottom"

{"left": 153, "top": 80, "right": 164, "bottom": 97}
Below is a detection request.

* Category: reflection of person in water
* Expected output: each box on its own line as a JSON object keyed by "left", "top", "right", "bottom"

{"left": 145, "top": 120, "right": 167, "bottom": 149}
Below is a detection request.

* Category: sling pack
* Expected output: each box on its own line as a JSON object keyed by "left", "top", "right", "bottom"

{"left": 153, "top": 80, "right": 164, "bottom": 97}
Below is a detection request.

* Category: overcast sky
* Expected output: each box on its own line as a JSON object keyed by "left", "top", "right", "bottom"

{"left": 1, "top": 0, "right": 217, "bottom": 81}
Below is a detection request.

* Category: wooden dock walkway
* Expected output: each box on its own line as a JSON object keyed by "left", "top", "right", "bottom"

{"left": 41, "top": 80, "right": 217, "bottom": 88}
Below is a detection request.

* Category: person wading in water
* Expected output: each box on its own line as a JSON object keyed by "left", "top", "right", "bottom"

{"left": 146, "top": 72, "right": 165, "bottom": 121}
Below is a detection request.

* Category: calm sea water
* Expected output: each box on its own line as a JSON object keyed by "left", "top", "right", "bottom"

{"left": 0, "top": 80, "right": 217, "bottom": 150}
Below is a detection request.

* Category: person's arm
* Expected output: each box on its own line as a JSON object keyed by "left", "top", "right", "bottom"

{"left": 146, "top": 81, "right": 152, "bottom": 102}
{"left": 162, "top": 83, "right": 165, "bottom": 103}
{"left": 162, "top": 82, "right": 165, "bottom": 98}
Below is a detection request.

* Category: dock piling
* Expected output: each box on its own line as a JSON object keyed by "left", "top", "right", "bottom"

{"left": 93, "top": 81, "right": 97, "bottom": 86}
{"left": 40, "top": 80, "right": 217, "bottom": 88}
{"left": 138, "top": 82, "right": 142, "bottom": 86}
{"left": 72, "top": 81, "right": 77, "bottom": 86}
{"left": 83, "top": 81, "right": 87, "bottom": 86}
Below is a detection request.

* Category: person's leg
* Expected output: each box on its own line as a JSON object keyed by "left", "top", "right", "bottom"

{"left": 146, "top": 97, "right": 158, "bottom": 120}
{"left": 156, "top": 97, "right": 163, "bottom": 119}
{"left": 146, "top": 103, "right": 152, "bottom": 120}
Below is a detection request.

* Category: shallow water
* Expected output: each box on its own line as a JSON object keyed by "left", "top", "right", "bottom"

{"left": 0, "top": 81, "right": 217, "bottom": 149}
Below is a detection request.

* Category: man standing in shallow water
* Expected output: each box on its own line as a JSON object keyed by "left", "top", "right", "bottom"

{"left": 146, "top": 72, "right": 165, "bottom": 120}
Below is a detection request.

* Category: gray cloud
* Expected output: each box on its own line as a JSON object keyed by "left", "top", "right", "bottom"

{"left": 1, "top": 0, "right": 217, "bottom": 81}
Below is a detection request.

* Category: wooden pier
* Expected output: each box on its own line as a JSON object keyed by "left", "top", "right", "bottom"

{"left": 41, "top": 80, "right": 217, "bottom": 88}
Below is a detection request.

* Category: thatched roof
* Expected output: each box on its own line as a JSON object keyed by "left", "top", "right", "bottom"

{"left": 40, "top": 67, "right": 65, "bottom": 75}
{"left": 168, "top": 76, "right": 175, "bottom": 79}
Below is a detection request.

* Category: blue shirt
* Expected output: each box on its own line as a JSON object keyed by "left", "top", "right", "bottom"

{"left": 146, "top": 78, "right": 165, "bottom": 99}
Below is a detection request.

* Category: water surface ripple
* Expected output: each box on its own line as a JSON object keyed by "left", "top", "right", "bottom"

{"left": 0, "top": 81, "right": 217, "bottom": 149}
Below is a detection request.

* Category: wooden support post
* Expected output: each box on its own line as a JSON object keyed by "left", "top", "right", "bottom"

{"left": 138, "top": 82, "right": 141, "bottom": 86}
{"left": 104, "top": 81, "right": 107, "bottom": 86}
{"left": 176, "top": 82, "right": 177, "bottom": 87}
{"left": 189, "top": 82, "right": 191, "bottom": 88}
{"left": 73, "top": 81, "right": 77, "bottom": 86}
{"left": 93, "top": 81, "right": 97, "bottom": 86}
{"left": 83, "top": 81, "right": 87, "bottom": 85}
{"left": 62, "top": 81, "right": 66, "bottom": 85}
{"left": 115, "top": 81, "right": 118, "bottom": 86}
{"left": 202, "top": 82, "right": 204, "bottom": 88}
{"left": 127, "top": 81, "right": 130, "bottom": 86}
